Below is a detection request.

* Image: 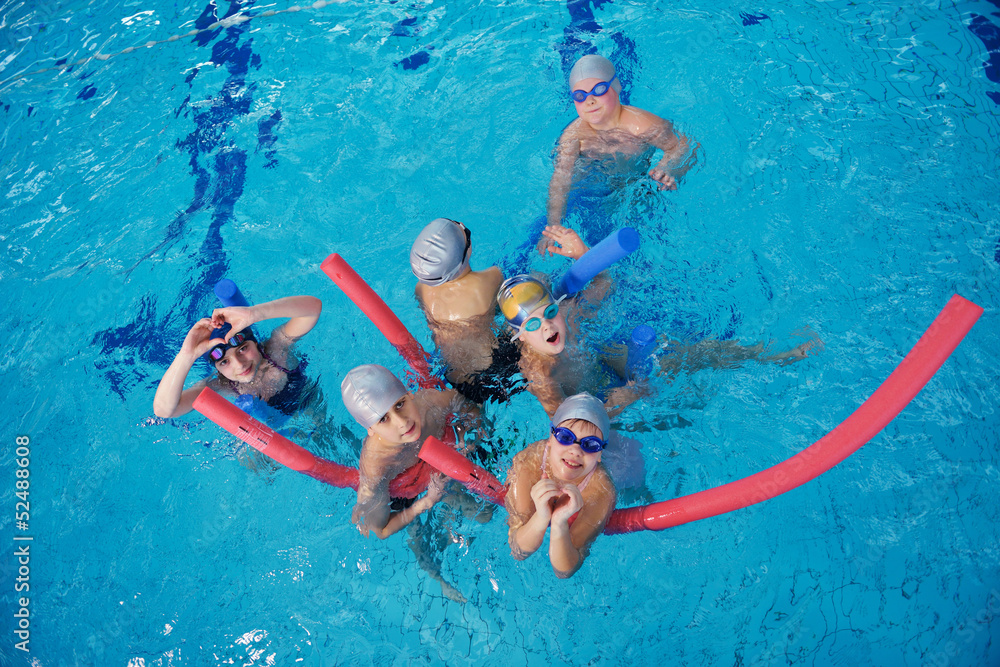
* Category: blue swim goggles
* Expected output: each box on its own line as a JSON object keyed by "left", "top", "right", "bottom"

{"left": 208, "top": 330, "right": 255, "bottom": 362}
{"left": 570, "top": 74, "right": 618, "bottom": 103}
{"left": 551, "top": 425, "right": 607, "bottom": 453}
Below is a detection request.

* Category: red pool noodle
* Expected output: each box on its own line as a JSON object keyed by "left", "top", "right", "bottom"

{"left": 418, "top": 436, "right": 507, "bottom": 505}
{"left": 321, "top": 253, "right": 441, "bottom": 389}
{"left": 410, "top": 295, "right": 981, "bottom": 535}
{"left": 603, "top": 294, "right": 983, "bottom": 534}
{"left": 193, "top": 387, "right": 360, "bottom": 489}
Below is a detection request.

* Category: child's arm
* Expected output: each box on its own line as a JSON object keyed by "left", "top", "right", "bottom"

{"left": 545, "top": 128, "right": 583, "bottom": 232}
{"left": 212, "top": 295, "right": 322, "bottom": 363}
{"left": 418, "top": 387, "right": 482, "bottom": 453}
{"left": 548, "top": 480, "right": 616, "bottom": 577}
{"left": 510, "top": 472, "right": 562, "bottom": 558}
{"left": 547, "top": 482, "right": 585, "bottom": 573}
{"left": 152, "top": 318, "right": 225, "bottom": 418}
{"left": 366, "top": 474, "right": 448, "bottom": 539}
{"left": 526, "top": 372, "right": 567, "bottom": 418}
{"left": 647, "top": 118, "right": 694, "bottom": 191}
{"left": 603, "top": 383, "right": 647, "bottom": 419}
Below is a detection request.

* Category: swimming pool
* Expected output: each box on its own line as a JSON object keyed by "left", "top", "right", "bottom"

{"left": 1, "top": 0, "right": 998, "bottom": 663}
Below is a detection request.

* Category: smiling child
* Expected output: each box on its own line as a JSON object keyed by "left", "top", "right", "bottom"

{"left": 153, "top": 295, "right": 322, "bottom": 419}
{"left": 505, "top": 393, "right": 617, "bottom": 578}
{"left": 543, "top": 54, "right": 694, "bottom": 249}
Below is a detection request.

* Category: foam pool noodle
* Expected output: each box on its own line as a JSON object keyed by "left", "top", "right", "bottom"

{"left": 626, "top": 324, "right": 657, "bottom": 378}
{"left": 553, "top": 227, "right": 640, "bottom": 300}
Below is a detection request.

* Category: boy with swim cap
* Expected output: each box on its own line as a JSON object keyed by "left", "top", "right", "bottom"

{"left": 342, "top": 364, "right": 485, "bottom": 601}
{"left": 543, "top": 54, "right": 694, "bottom": 247}
{"left": 410, "top": 218, "right": 515, "bottom": 404}
{"left": 505, "top": 393, "right": 617, "bottom": 578}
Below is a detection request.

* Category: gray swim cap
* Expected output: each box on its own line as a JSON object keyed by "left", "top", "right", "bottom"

{"left": 341, "top": 364, "right": 407, "bottom": 429}
{"left": 568, "top": 54, "right": 622, "bottom": 94}
{"left": 410, "top": 218, "right": 471, "bottom": 286}
{"left": 552, "top": 392, "right": 610, "bottom": 441}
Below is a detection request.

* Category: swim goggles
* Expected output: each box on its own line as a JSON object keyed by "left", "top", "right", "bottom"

{"left": 570, "top": 74, "right": 618, "bottom": 103}
{"left": 520, "top": 300, "right": 563, "bottom": 334}
{"left": 550, "top": 425, "right": 607, "bottom": 453}
{"left": 455, "top": 222, "right": 472, "bottom": 270}
{"left": 497, "top": 275, "right": 563, "bottom": 341}
{"left": 207, "top": 330, "right": 255, "bottom": 362}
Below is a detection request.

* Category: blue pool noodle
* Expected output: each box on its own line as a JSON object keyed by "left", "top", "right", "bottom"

{"left": 626, "top": 325, "right": 657, "bottom": 375}
{"left": 214, "top": 279, "right": 250, "bottom": 308}
{"left": 554, "top": 227, "right": 640, "bottom": 300}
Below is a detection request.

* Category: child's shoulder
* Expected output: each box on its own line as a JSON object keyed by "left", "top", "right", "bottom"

{"left": 512, "top": 438, "right": 546, "bottom": 466}
{"left": 416, "top": 385, "right": 459, "bottom": 407}
{"left": 462, "top": 266, "right": 504, "bottom": 293}
{"left": 584, "top": 464, "right": 617, "bottom": 507}
{"left": 558, "top": 118, "right": 592, "bottom": 142}
{"left": 621, "top": 105, "right": 666, "bottom": 135}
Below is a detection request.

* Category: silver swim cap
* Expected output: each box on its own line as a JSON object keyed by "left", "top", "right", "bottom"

{"left": 552, "top": 392, "right": 610, "bottom": 441}
{"left": 410, "top": 218, "right": 471, "bottom": 286}
{"left": 568, "top": 54, "right": 621, "bottom": 94}
{"left": 341, "top": 364, "right": 407, "bottom": 429}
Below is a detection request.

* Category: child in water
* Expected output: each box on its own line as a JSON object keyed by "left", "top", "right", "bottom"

{"left": 341, "top": 364, "right": 487, "bottom": 601}
{"left": 499, "top": 233, "right": 819, "bottom": 420}
{"left": 542, "top": 54, "right": 694, "bottom": 250}
{"left": 409, "top": 218, "right": 516, "bottom": 404}
{"left": 497, "top": 245, "right": 639, "bottom": 419}
{"left": 505, "top": 393, "right": 617, "bottom": 578}
{"left": 153, "top": 295, "right": 322, "bottom": 419}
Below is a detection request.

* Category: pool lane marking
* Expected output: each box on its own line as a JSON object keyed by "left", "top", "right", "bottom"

{"left": 0, "top": 1, "right": 346, "bottom": 87}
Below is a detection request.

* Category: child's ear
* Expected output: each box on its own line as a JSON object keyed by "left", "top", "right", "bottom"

{"left": 366, "top": 425, "right": 376, "bottom": 438}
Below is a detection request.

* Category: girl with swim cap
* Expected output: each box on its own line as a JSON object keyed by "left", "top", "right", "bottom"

{"left": 496, "top": 253, "right": 642, "bottom": 420}
{"left": 153, "top": 295, "right": 322, "bottom": 419}
{"left": 505, "top": 393, "right": 617, "bottom": 578}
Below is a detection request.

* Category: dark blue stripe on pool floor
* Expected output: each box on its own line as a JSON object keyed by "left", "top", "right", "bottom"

{"left": 98, "top": 0, "right": 279, "bottom": 398}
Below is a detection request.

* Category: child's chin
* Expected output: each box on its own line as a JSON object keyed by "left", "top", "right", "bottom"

{"left": 545, "top": 338, "right": 566, "bottom": 355}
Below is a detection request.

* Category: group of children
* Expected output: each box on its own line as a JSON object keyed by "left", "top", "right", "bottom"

{"left": 154, "top": 55, "right": 817, "bottom": 593}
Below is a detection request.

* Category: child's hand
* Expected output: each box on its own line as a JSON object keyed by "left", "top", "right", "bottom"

{"left": 648, "top": 167, "right": 678, "bottom": 191}
{"left": 541, "top": 225, "right": 590, "bottom": 260}
{"left": 425, "top": 473, "right": 449, "bottom": 505}
{"left": 181, "top": 318, "right": 226, "bottom": 357}
{"left": 536, "top": 236, "right": 557, "bottom": 256}
{"left": 211, "top": 306, "right": 256, "bottom": 341}
{"left": 529, "top": 473, "right": 561, "bottom": 521}
{"left": 549, "top": 482, "right": 583, "bottom": 524}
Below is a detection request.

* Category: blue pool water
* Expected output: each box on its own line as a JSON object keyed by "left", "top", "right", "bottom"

{"left": 2, "top": 0, "right": 999, "bottom": 664}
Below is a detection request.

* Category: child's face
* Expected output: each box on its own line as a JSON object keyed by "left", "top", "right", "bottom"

{"left": 214, "top": 340, "right": 262, "bottom": 383}
{"left": 520, "top": 303, "right": 567, "bottom": 356}
{"left": 367, "top": 393, "right": 423, "bottom": 445}
{"left": 572, "top": 77, "right": 621, "bottom": 128}
{"left": 547, "top": 419, "right": 603, "bottom": 484}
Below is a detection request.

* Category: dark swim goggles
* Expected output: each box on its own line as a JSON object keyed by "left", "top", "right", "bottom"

{"left": 570, "top": 74, "right": 618, "bottom": 103}
{"left": 550, "top": 425, "right": 607, "bottom": 453}
{"left": 208, "top": 331, "right": 254, "bottom": 362}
